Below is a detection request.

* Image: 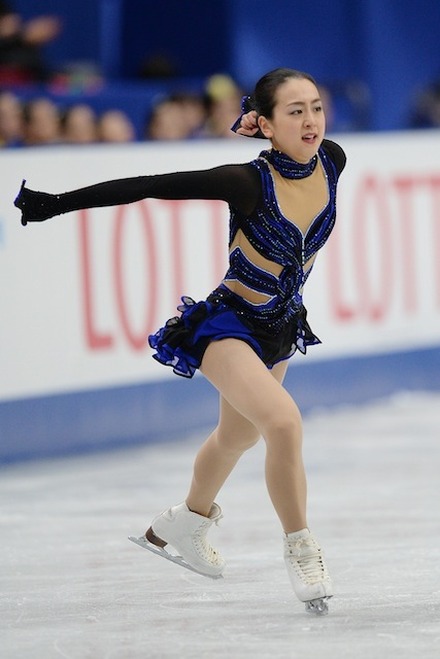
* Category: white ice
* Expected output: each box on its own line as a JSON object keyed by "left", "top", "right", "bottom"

{"left": 1, "top": 392, "right": 440, "bottom": 659}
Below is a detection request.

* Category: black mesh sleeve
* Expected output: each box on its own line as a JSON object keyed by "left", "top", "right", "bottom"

{"left": 14, "top": 164, "right": 262, "bottom": 224}
{"left": 321, "top": 139, "right": 347, "bottom": 177}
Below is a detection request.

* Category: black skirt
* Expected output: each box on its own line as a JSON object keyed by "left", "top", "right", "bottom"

{"left": 148, "top": 286, "right": 321, "bottom": 378}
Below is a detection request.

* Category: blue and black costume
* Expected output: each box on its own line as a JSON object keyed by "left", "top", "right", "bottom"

{"left": 14, "top": 139, "right": 346, "bottom": 377}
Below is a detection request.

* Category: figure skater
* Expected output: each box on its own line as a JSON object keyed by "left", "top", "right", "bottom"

{"left": 14, "top": 68, "right": 346, "bottom": 615}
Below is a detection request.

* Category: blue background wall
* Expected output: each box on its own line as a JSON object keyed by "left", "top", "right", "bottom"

{"left": 11, "top": 0, "right": 440, "bottom": 130}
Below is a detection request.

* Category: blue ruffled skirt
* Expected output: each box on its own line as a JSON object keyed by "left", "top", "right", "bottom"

{"left": 148, "top": 287, "right": 320, "bottom": 378}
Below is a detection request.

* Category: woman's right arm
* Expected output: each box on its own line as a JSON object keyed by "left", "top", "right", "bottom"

{"left": 15, "top": 164, "right": 262, "bottom": 225}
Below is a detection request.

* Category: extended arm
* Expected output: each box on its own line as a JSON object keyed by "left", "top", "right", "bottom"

{"left": 14, "top": 164, "right": 262, "bottom": 226}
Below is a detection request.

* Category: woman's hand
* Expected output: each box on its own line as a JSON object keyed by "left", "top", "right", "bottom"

{"left": 235, "top": 110, "right": 259, "bottom": 136}
{"left": 14, "top": 180, "right": 60, "bottom": 225}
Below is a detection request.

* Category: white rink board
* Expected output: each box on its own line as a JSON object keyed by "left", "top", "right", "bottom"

{"left": 1, "top": 132, "right": 440, "bottom": 401}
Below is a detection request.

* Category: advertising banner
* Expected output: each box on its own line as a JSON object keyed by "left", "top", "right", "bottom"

{"left": 1, "top": 134, "right": 439, "bottom": 460}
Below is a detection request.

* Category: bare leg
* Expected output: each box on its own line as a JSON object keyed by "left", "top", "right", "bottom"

{"left": 185, "top": 396, "right": 260, "bottom": 516}
{"left": 186, "top": 360, "right": 289, "bottom": 517}
{"left": 189, "top": 339, "right": 306, "bottom": 533}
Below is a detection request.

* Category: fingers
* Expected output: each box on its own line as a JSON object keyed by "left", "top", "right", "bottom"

{"left": 231, "top": 109, "right": 259, "bottom": 137}
{"left": 236, "top": 126, "right": 259, "bottom": 137}
{"left": 241, "top": 110, "right": 258, "bottom": 130}
{"left": 14, "top": 179, "right": 27, "bottom": 226}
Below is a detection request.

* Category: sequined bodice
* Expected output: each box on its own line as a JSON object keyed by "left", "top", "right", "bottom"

{"left": 223, "top": 146, "right": 339, "bottom": 323}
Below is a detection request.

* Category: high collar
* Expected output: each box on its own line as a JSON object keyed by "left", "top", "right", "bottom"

{"left": 261, "top": 148, "right": 318, "bottom": 179}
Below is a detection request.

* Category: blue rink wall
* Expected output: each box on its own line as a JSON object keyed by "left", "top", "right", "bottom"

{"left": 1, "top": 345, "right": 439, "bottom": 464}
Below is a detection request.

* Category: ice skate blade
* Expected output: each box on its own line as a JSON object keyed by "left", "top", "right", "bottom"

{"left": 304, "top": 597, "right": 331, "bottom": 616}
{"left": 128, "top": 536, "right": 223, "bottom": 580}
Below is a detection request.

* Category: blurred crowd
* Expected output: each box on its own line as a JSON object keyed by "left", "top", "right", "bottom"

{"left": 0, "top": 3, "right": 260, "bottom": 147}
{"left": 0, "top": 93, "right": 135, "bottom": 146}
{"left": 0, "top": 74, "right": 248, "bottom": 147}
{"left": 0, "top": 1, "right": 364, "bottom": 149}
{"left": 0, "top": 0, "right": 61, "bottom": 84}
{"left": 0, "top": 74, "right": 349, "bottom": 148}
{"left": 1, "top": 1, "right": 440, "bottom": 149}
{"left": 409, "top": 81, "right": 440, "bottom": 129}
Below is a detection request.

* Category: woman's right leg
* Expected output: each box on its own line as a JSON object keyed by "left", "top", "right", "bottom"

{"left": 199, "top": 339, "right": 307, "bottom": 533}
{"left": 144, "top": 339, "right": 331, "bottom": 606}
{"left": 186, "top": 360, "right": 289, "bottom": 517}
{"left": 198, "top": 339, "right": 332, "bottom": 609}
{"left": 185, "top": 395, "right": 261, "bottom": 517}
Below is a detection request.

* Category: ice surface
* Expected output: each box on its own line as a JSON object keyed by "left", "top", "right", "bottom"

{"left": 1, "top": 392, "right": 440, "bottom": 658}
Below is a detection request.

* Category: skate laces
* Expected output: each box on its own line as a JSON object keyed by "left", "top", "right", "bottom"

{"left": 285, "top": 536, "right": 328, "bottom": 584}
{"left": 192, "top": 518, "right": 223, "bottom": 566}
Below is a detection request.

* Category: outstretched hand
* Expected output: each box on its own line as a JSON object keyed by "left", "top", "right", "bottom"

{"left": 14, "top": 180, "right": 59, "bottom": 225}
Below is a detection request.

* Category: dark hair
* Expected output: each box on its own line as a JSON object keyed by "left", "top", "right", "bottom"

{"left": 252, "top": 68, "right": 318, "bottom": 118}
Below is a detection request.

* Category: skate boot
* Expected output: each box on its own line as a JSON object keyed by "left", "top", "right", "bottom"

{"left": 129, "top": 502, "right": 225, "bottom": 579}
{"left": 284, "top": 528, "right": 333, "bottom": 615}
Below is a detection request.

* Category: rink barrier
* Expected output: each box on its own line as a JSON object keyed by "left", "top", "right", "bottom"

{"left": 2, "top": 135, "right": 440, "bottom": 464}
{"left": 1, "top": 344, "right": 439, "bottom": 464}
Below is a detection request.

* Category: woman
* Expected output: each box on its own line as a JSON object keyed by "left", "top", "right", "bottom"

{"left": 15, "top": 68, "right": 346, "bottom": 615}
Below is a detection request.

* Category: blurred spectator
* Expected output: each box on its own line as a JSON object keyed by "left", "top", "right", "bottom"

{"left": 61, "top": 103, "right": 97, "bottom": 144}
{"left": 0, "top": 1, "right": 62, "bottom": 83}
{"left": 22, "top": 97, "right": 61, "bottom": 145}
{"left": 409, "top": 80, "right": 440, "bottom": 128}
{"left": 97, "top": 109, "right": 135, "bottom": 143}
{"left": 203, "top": 74, "right": 242, "bottom": 139}
{"left": 145, "top": 97, "right": 190, "bottom": 141}
{"left": 0, "top": 89, "right": 23, "bottom": 146}
{"left": 171, "top": 92, "right": 207, "bottom": 138}
{"left": 318, "top": 80, "right": 371, "bottom": 133}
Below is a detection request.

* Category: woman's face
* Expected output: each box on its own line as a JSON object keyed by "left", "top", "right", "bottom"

{"left": 258, "top": 77, "right": 326, "bottom": 163}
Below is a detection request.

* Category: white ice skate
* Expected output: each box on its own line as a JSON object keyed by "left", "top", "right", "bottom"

{"left": 129, "top": 502, "right": 225, "bottom": 579}
{"left": 284, "top": 528, "right": 333, "bottom": 615}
